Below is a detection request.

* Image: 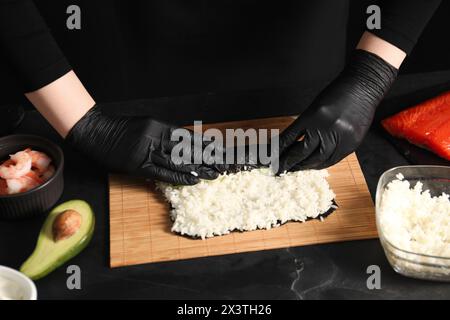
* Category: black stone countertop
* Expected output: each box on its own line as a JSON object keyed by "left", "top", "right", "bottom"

{"left": 1, "top": 71, "right": 450, "bottom": 300}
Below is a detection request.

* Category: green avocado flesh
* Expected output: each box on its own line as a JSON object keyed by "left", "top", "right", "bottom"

{"left": 20, "top": 200, "right": 95, "bottom": 280}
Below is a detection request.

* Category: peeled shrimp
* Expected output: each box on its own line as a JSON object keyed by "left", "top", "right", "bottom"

{"left": 6, "top": 171, "right": 42, "bottom": 194}
{"left": 0, "top": 148, "right": 54, "bottom": 195}
{"left": 0, "top": 179, "right": 8, "bottom": 195}
{"left": 0, "top": 151, "right": 32, "bottom": 179}
{"left": 41, "top": 164, "right": 55, "bottom": 182}
{"left": 25, "top": 148, "right": 51, "bottom": 173}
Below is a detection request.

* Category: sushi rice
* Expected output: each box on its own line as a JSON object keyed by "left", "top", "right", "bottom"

{"left": 158, "top": 168, "right": 336, "bottom": 239}
{"left": 379, "top": 173, "right": 450, "bottom": 257}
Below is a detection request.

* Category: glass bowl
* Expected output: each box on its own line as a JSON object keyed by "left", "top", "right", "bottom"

{"left": 375, "top": 166, "right": 450, "bottom": 282}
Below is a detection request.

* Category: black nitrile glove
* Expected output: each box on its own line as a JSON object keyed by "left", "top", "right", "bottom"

{"left": 66, "top": 105, "right": 219, "bottom": 185}
{"left": 277, "top": 50, "right": 398, "bottom": 173}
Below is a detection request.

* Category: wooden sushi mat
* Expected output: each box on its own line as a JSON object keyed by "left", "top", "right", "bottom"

{"left": 109, "top": 116, "right": 377, "bottom": 268}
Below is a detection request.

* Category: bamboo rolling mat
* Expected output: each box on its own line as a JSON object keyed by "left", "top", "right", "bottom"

{"left": 109, "top": 117, "right": 377, "bottom": 268}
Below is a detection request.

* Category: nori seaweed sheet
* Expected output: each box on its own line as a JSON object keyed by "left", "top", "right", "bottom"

{"left": 169, "top": 199, "right": 339, "bottom": 240}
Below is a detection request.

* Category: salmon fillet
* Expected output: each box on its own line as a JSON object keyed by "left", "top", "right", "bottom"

{"left": 382, "top": 90, "right": 450, "bottom": 161}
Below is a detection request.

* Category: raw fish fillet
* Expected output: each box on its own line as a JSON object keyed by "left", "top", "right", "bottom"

{"left": 382, "top": 91, "right": 450, "bottom": 161}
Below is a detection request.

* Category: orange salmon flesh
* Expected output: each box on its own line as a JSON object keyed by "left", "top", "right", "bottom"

{"left": 382, "top": 91, "right": 450, "bottom": 161}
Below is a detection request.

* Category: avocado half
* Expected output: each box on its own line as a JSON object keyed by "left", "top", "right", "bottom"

{"left": 20, "top": 200, "right": 95, "bottom": 280}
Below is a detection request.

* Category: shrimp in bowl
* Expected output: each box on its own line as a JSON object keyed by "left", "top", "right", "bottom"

{"left": 0, "top": 148, "right": 55, "bottom": 195}
{"left": 0, "top": 150, "right": 32, "bottom": 179}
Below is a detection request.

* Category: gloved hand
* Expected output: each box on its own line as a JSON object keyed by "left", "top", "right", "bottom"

{"left": 277, "top": 50, "right": 398, "bottom": 173}
{"left": 66, "top": 105, "right": 219, "bottom": 185}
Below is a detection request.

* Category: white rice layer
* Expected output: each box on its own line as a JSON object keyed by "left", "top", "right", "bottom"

{"left": 158, "top": 168, "right": 336, "bottom": 239}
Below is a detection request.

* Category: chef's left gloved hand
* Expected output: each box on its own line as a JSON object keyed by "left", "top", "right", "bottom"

{"left": 65, "top": 104, "right": 219, "bottom": 185}
{"left": 277, "top": 50, "right": 398, "bottom": 173}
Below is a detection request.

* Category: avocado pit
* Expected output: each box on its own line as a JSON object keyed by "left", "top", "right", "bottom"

{"left": 52, "top": 209, "right": 82, "bottom": 241}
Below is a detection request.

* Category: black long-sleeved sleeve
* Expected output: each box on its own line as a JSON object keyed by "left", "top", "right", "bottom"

{"left": 370, "top": 0, "right": 442, "bottom": 55}
{"left": 0, "top": 1, "right": 442, "bottom": 95}
{"left": 0, "top": 0, "right": 71, "bottom": 92}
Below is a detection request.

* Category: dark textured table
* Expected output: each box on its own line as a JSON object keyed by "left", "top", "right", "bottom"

{"left": 1, "top": 71, "right": 450, "bottom": 300}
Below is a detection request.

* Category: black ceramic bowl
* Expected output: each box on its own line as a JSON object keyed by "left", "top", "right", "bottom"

{"left": 0, "top": 135, "right": 64, "bottom": 219}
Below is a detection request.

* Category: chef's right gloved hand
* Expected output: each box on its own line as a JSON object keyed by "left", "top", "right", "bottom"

{"left": 66, "top": 105, "right": 219, "bottom": 185}
{"left": 277, "top": 50, "right": 398, "bottom": 173}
